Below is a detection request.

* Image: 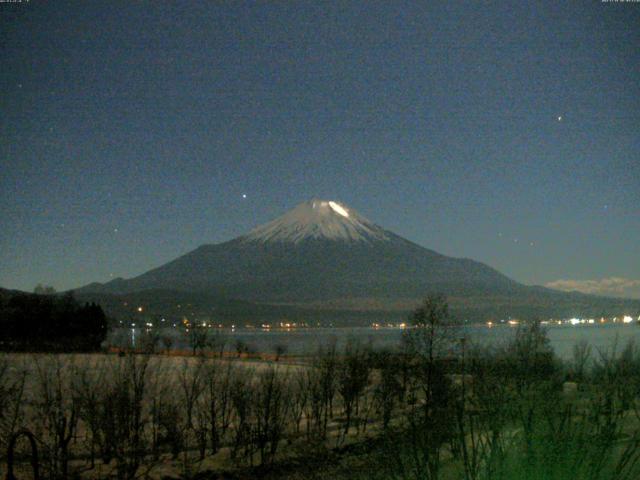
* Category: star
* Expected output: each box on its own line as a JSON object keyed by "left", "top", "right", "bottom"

{"left": 242, "top": 194, "right": 247, "bottom": 199}
{"left": 557, "top": 115, "right": 563, "bottom": 122}
{"left": 113, "top": 228, "right": 118, "bottom": 233}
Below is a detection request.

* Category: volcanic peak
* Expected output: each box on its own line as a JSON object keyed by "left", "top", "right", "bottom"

{"left": 243, "top": 199, "right": 390, "bottom": 244}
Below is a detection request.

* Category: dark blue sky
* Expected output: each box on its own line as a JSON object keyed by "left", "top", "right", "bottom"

{"left": 1, "top": 1, "right": 639, "bottom": 295}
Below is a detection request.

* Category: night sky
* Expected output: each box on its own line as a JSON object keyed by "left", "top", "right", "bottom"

{"left": 1, "top": 1, "right": 639, "bottom": 297}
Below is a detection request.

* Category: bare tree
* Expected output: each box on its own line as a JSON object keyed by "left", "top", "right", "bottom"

{"left": 157, "top": 399, "right": 184, "bottom": 460}
{"left": 274, "top": 344, "right": 287, "bottom": 362}
{"left": 188, "top": 326, "right": 208, "bottom": 356}
{"left": 176, "top": 358, "right": 206, "bottom": 475}
{"left": 253, "top": 366, "right": 291, "bottom": 465}
{"left": 161, "top": 334, "right": 174, "bottom": 354}
{"left": 336, "top": 339, "right": 371, "bottom": 440}
{"left": 33, "top": 356, "right": 79, "bottom": 480}
{"left": 229, "top": 370, "right": 255, "bottom": 463}
{"left": 303, "top": 343, "right": 338, "bottom": 442}
{"left": 288, "top": 370, "right": 309, "bottom": 435}
{"left": 206, "top": 330, "right": 227, "bottom": 358}
{"left": 101, "top": 354, "right": 150, "bottom": 480}
{"left": 201, "top": 360, "right": 234, "bottom": 456}
{"left": 73, "top": 357, "right": 108, "bottom": 470}
{"left": 0, "top": 354, "right": 27, "bottom": 460}
{"left": 139, "top": 328, "right": 160, "bottom": 354}
{"left": 235, "top": 339, "right": 249, "bottom": 358}
{"left": 387, "top": 295, "right": 457, "bottom": 480}
{"left": 373, "top": 351, "right": 403, "bottom": 432}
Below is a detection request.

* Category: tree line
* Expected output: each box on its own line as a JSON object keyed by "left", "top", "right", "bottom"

{"left": 0, "top": 290, "right": 107, "bottom": 351}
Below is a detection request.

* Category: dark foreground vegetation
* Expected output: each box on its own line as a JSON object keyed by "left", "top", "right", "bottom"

{"left": 1, "top": 296, "right": 640, "bottom": 479}
{"left": 0, "top": 289, "right": 107, "bottom": 351}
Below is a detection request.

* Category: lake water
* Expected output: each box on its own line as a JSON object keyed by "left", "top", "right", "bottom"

{"left": 112, "top": 322, "right": 640, "bottom": 360}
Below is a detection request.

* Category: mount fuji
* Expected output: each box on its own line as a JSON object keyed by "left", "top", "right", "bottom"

{"left": 77, "top": 200, "right": 639, "bottom": 322}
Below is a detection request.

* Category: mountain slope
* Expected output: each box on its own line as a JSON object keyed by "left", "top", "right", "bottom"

{"left": 77, "top": 200, "right": 640, "bottom": 320}
{"left": 80, "top": 200, "right": 522, "bottom": 302}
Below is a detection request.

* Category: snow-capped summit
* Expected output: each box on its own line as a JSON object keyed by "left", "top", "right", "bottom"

{"left": 243, "top": 199, "right": 390, "bottom": 243}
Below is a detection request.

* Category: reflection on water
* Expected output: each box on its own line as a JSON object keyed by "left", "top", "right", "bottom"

{"left": 109, "top": 323, "right": 640, "bottom": 360}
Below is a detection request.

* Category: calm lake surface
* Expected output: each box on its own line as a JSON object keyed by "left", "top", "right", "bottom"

{"left": 114, "top": 323, "right": 640, "bottom": 360}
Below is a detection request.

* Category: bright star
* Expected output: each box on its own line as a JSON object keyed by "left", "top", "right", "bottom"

{"left": 242, "top": 194, "right": 247, "bottom": 199}
{"left": 557, "top": 115, "right": 563, "bottom": 122}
